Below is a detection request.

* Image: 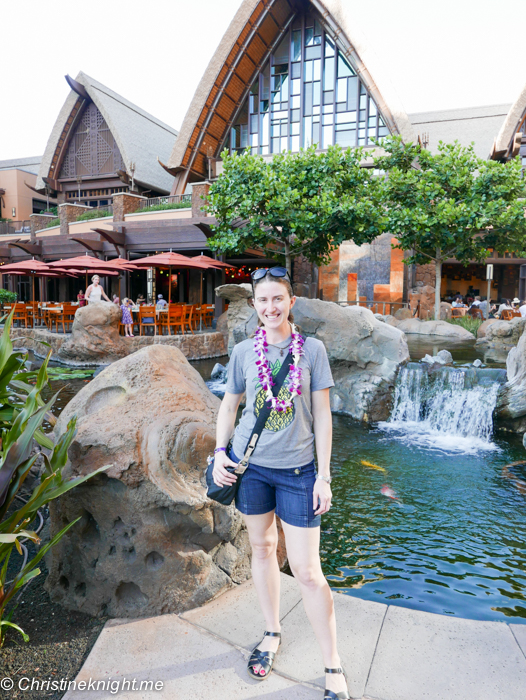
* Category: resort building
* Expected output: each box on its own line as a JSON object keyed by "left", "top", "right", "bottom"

{"left": 2, "top": 0, "right": 526, "bottom": 308}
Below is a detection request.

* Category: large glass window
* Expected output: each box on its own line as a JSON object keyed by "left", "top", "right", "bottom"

{"left": 227, "top": 8, "right": 390, "bottom": 155}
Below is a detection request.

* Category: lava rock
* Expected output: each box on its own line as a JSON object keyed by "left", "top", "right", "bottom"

{"left": 436, "top": 350, "right": 453, "bottom": 365}
{"left": 211, "top": 362, "right": 228, "bottom": 381}
{"left": 472, "top": 359, "right": 483, "bottom": 368}
{"left": 46, "top": 345, "right": 280, "bottom": 618}
{"left": 58, "top": 302, "right": 128, "bottom": 364}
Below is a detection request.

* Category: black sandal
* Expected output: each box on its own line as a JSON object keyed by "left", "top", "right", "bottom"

{"left": 247, "top": 631, "right": 281, "bottom": 681}
{"left": 324, "top": 667, "right": 350, "bottom": 699}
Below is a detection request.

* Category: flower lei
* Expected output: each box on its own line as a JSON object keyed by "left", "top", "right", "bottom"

{"left": 254, "top": 325, "right": 305, "bottom": 412}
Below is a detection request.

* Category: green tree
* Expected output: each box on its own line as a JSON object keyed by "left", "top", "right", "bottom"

{"left": 374, "top": 136, "right": 526, "bottom": 320}
{"left": 206, "top": 145, "right": 384, "bottom": 275}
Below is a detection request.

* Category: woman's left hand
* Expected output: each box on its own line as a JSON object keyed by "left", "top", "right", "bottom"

{"left": 313, "top": 478, "right": 332, "bottom": 515}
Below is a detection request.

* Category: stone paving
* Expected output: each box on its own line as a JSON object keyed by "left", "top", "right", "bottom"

{"left": 63, "top": 573, "right": 526, "bottom": 700}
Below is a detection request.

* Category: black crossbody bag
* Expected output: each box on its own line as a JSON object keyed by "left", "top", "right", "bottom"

{"left": 206, "top": 351, "right": 296, "bottom": 506}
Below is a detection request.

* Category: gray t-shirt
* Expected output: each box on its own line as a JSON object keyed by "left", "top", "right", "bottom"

{"left": 225, "top": 336, "right": 334, "bottom": 468}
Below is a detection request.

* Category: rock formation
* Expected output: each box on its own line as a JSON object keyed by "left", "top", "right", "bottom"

{"left": 396, "top": 318, "right": 474, "bottom": 340}
{"left": 215, "top": 285, "right": 409, "bottom": 421}
{"left": 45, "top": 345, "right": 267, "bottom": 618}
{"left": 58, "top": 302, "right": 128, "bottom": 364}
{"left": 497, "top": 325, "right": 526, "bottom": 431}
{"left": 476, "top": 317, "right": 526, "bottom": 353}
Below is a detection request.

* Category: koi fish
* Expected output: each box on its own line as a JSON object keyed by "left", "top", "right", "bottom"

{"left": 380, "top": 484, "right": 399, "bottom": 500}
{"left": 361, "top": 460, "right": 387, "bottom": 473}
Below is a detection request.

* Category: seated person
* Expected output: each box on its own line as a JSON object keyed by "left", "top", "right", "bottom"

{"left": 477, "top": 298, "right": 488, "bottom": 316}
{"left": 512, "top": 297, "right": 521, "bottom": 309}
{"left": 495, "top": 299, "right": 512, "bottom": 318}
{"left": 156, "top": 294, "right": 168, "bottom": 309}
{"left": 471, "top": 296, "right": 481, "bottom": 306}
{"left": 136, "top": 294, "right": 146, "bottom": 306}
{"left": 519, "top": 300, "right": 526, "bottom": 318}
{"left": 451, "top": 296, "right": 467, "bottom": 308}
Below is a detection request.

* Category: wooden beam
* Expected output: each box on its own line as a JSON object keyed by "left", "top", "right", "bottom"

{"left": 71, "top": 237, "right": 104, "bottom": 255}
{"left": 8, "top": 242, "right": 42, "bottom": 256}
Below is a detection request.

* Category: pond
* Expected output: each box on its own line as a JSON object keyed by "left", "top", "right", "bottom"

{"left": 34, "top": 337, "right": 526, "bottom": 625}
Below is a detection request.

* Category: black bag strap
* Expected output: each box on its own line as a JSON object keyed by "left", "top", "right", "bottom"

{"left": 235, "top": 347, "right": 298, "bottom": 473}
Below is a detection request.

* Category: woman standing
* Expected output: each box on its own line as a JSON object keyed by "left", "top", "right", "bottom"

{"left": 85, "top": 275, "right": 110, "bottom": 304}
{"left": 213, "top": 268, "right": 349, "bottom": 699}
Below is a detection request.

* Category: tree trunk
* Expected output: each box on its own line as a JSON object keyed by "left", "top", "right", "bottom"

{"left": 435, "top": 250, "right": 442, "bottom": 321}
{"left": 284, "top": 239, "right": 292, "bottom": 276}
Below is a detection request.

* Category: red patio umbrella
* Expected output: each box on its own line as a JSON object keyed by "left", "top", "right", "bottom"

{"left": 131, "top": 252, "right": 209, "bottom": 303}
{"left": 190, "top": 254, "right": 234, "bottom": 269}
{"left": 0, "top": 259, "right": 77, "bottom": 309}
{"left": 48, "top": 254, "right": 126, "bottom": 289}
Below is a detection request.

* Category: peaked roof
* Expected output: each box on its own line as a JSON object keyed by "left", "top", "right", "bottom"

{"left": 492, "top": 84, "right": 526, "bottom": 160}
{"left": 36, "top": 72, "right": 178, "bottom": 193}
{"left": 0, "top": 156, "right": 42, "bottom": 174}
{"left": 166, "top": 0, "right": 416, "bottom": 186}
{"left": 409, "top": 104, "right": 511, "bottom": 160}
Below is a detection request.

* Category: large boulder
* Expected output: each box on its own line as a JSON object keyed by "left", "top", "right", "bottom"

{"left": 215, "top": 285, "right": 410, "bottom": 421}
{"left": 476, "top": 317, "right": 526, "bottom": 353}
{"left": 409, "top": 285, "right": 435, "bottom": 319}
{"left": 216, "top": 284, "right": 256, "bottom": 354}
{"left": 477, "top": 319, "right": 498, "bottom": 339}
{"left": 58, "top": 302, "right": 128, "bottom": 364}
{"left": 396, "top": 318, "right": 474, "bottom": 340}
{"left": 497, "top": 325, "right": 526, "bottom": 431}
{"left": 45, "top": 345, "right": 263, "bottom": 618}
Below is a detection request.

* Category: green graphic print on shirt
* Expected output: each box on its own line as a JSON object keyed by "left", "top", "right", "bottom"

{"left": 253, "top": 359, "right": 295, "bottom": 432}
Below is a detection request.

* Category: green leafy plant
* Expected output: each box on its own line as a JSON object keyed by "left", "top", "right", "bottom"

{"left": 446, "top": 316, "right": 483, "bottom": 337}
{"left": 374, "top": 136, "right": 526, "bottom": 320}
{"left": 0, "top": 310, "right": 109, "bottom": 646}
{"left": 45, "top": 218, "right": 60, "bottom": 228}
{"left": 0, "top": 290, "right": 17, "bottom": 304}
{"left": 75, "top": 210, "right": 112, "bottom": 222}
{"left": 139, "top": 200, "right": 191, "bottom": 213}
{"left": 206, "top": 145, "right": 385, "bottom": 273}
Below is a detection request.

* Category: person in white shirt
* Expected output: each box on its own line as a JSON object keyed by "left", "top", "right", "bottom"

{"left": 156, "top": 294, "right": 168, "bottom": 309}
{"left": 519, "top": 301, "right": 526, "bottom": 318}
{"left": 452, "top": 296, "right": 467, "bottom": 308}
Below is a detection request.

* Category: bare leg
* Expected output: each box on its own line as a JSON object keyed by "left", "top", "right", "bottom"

{"left": 281, "top": 521, "right": 347, "bottom": 695}
{"left": 243, "top": 511, "right": 281, "bottom": 676}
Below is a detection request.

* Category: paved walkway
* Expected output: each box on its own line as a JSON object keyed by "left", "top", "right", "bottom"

{"left": 63, "top": 573, "right": 526, "bottom": 700}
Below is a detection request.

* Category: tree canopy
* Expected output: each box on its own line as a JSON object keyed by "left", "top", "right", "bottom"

{"left": 206, "top": 145, "right": 384, "bottom": 273}
{"left": 374, "top": 136, "right": 526, "bottom": 319}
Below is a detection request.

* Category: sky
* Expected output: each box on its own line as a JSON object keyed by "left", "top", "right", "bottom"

{"left": 2, "top": 0, "right": 524, "bottom": 160}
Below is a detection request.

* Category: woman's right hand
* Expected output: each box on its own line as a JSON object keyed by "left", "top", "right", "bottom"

{"left": 212, "top": 450, "right": 239, "bottom": 487}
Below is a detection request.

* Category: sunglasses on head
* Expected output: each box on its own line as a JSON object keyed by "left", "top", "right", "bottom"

{"left": 250, "top": 267, "right": 290, "bottom": 282}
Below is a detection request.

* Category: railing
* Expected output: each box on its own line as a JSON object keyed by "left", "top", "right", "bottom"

{"left": 337, "top": 300, "right": 411, "bottom": 316}
{"left": 0, "top": 220, "right": 31, "bottom": 235}
{"left": 136, "top": 194, "right": 192, "bottom": 211}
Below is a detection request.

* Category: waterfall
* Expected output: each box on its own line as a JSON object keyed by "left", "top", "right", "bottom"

{"left": 379, "top": 363, "right": 505, "bottom": 453}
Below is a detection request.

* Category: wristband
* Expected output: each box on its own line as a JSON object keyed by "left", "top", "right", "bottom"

{"left": 214, "top": 447, "right": 227, "bottom": 454}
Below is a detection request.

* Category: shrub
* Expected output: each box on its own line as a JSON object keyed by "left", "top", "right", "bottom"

{"left": 45, "top": 218, "right": 60, "bottom": 228}
{"left": 0, "top": 310, "right": 110, "bottom": 645}
{"left": 446, "top": 316, "right": 483, "bottom": 337}
{"left": 0, "top": 290, "right": 17, "bottom": 304}
{"left": 76, "top": 209, "right": 112, "bottom": 222}
{"left": 139, "top": 200, "right": 191, "bottom": 213}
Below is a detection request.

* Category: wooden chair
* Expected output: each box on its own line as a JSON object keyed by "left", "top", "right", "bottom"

{"left": 138, "top": 306, "right": 157, "bottom": 335}
{"left": 183, "top": 305, "right": 195, "bottom": 334}
{"left": 201, "top": 304, "right": 215, "bottom": 329}
{"left": 49, "top": 305, "right": 66, "bottom": 334}
{"left": 160, "top": 305, "right": 185, "bottom": 335}
{"left": 12, "top": 303, "right": 31, "bottom": 328}
{"left": 500, "top": 309, "right": 521, "bottom": 320}
{"left": 451, "top": 308, "right": 465, "bottom": 318}
{"left": 62, "top": 304, "right": 77, "bottom": 331}
{"left": 469, "top": 307, "right": 484, "bottom": 320}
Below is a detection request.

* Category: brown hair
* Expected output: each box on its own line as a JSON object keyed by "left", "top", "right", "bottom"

{"left": 252, "top": 271, "right": 295, "bottom": 325}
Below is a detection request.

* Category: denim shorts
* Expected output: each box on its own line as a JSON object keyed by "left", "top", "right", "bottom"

{"left": 230, "top": 448, "right": 321, "bottom": 528}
